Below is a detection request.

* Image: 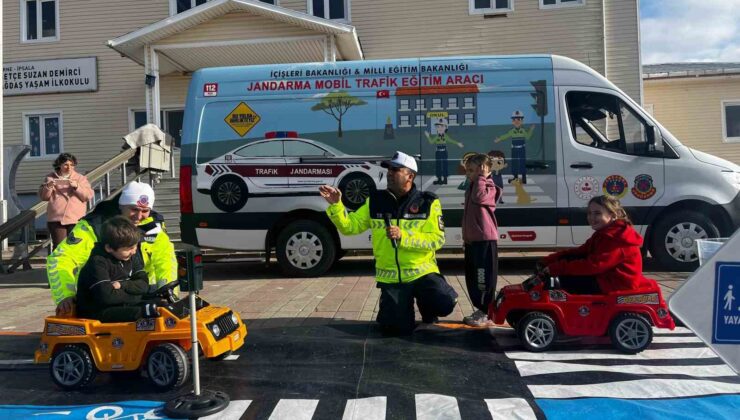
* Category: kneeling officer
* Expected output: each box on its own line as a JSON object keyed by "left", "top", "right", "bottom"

{"left": 320, "top": 151, "right": 458, "bottom": 335}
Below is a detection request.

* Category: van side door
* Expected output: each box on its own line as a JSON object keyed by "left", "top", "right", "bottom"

{"left": 559, "top": 88, "right": 666, "bottom": 244}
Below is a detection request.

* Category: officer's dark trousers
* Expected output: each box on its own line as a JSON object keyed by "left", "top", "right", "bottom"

{"left": 464, "top": 240, "right": 498, "bottom": 312}
{"left": 377, "top": 273, "right": 458, "bottom": 335}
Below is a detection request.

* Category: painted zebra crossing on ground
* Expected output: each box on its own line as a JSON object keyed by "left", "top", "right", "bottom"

{"left": 495, "top": 325, "right": 740, "bottom": 402}
{"left": 194, "top": 395, "right": 538, "bottom": 420}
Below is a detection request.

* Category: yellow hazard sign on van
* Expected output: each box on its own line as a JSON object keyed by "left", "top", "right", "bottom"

{"left": 225, "top": 102, "right": 261, "bottom": 137}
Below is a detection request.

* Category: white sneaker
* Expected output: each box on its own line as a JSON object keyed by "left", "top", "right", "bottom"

{"left": 463, "top": 310, "right": 493, "bottom": 327}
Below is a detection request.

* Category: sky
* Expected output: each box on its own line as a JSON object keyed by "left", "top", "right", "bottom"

{"left": 640, "top": 0, "right": 740, "bottom": 64}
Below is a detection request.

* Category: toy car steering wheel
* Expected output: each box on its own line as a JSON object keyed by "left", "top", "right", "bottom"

{"left": 155, "top": 280, "right": 180, "bottom": 299}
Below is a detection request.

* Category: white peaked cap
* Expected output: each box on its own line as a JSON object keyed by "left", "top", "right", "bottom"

{"left": 381, "top": 151, "right": 418, "bottom": 173}
{"left": 119, "top": 181, "right": 155, "bottom": 209}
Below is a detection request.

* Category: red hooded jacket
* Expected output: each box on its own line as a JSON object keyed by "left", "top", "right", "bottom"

{"left": 543, "top": 220, "right": 649, "bottom": 293}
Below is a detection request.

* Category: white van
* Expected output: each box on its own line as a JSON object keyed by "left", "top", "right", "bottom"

{"left": 179, "top": 55, "right": 740, "bottom": 275}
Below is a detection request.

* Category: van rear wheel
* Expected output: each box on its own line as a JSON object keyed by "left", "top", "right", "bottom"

{"left": 276, "top": 220, "right": 336, "bottom": 277}
{"left": 650, "top": 210, "right": 719, "bottom": 271}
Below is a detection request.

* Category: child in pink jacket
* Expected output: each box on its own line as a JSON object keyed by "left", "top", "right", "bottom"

{"left": 39, "top": 153, "right": 93, "bottom": 249}
{"left": 462, "top": 153, "right": 502, "bottom": 327}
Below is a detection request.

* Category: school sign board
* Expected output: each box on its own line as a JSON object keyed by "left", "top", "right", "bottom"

{"left": 669, "top": 229, "right": 740, "bottom": 374}
{"left": 3, "top": 57, "right": 97, "bottom": 96}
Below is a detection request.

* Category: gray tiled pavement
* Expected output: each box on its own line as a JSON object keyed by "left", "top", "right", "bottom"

{"left": 0, "top": 255, "right": 691, "bottom": 333}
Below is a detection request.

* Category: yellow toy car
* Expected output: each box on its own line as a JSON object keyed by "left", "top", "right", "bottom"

{"left": 34, "top": 281, "right": 247, "bottom": 390}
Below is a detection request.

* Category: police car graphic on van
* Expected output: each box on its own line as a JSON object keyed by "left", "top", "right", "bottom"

{"left": 196, "top": 131, "right": 387, "bottom": 213}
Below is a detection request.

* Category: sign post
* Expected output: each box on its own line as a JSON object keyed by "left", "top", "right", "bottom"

{"left": 164, "top": 245, "right": 230, "bottom": 418}
{"left": 669, "top": 230, "right": 740, "bottom": 374}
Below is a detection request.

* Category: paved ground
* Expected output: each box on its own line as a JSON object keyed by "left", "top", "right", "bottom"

{"left": 1, "top": 256, "right": 738, "bottom": 420}
{"left": 0, "top": 255, "right": 690, "bottom": 333}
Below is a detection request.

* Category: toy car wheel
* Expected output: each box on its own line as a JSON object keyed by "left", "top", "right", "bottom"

{"left": 210, "top": 175, "right": 248, "bottom": 213}
{"left": 146, "top": 343, "right": 189, "bottom": 390}
{"left": 609, "top": 313, "right": 653, "bottom": 354}
{"left": 517, "top": 312, "right": 557, "bottom": 352}
{"left": 339, "top": 174, "right": 375, "bottom": 210}
{"left": 650, "top": 210, "right": 719, "bottom": 271}
{"left": 276, "top": 220, "right": 337, "bottom": 277}
{"left": 50, "top": 344, "right": 96, "bottom": 390}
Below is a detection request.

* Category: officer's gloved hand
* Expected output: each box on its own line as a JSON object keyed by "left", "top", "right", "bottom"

{"left": 143, "top": 303, "right": 161, "bottom": 318}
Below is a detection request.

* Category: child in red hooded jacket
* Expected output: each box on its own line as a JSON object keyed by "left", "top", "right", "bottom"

{"left": 540, "top": 195, "right": 649, "bottom": 294}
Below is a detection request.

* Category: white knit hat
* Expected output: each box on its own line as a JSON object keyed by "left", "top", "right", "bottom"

{"left": 119, "top": 181, "right": 155, "bottom": 209}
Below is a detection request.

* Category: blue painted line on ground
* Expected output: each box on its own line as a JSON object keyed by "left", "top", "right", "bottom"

{"left": 536, "top": 395, "right": 740, "bottom": 420}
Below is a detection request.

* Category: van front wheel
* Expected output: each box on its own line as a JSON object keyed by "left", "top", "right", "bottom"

{"left": 650, "top": 210, "right": 719, "bottom": 271}
{"left": 276, "top": 220, "right": 336, "bottom": 277}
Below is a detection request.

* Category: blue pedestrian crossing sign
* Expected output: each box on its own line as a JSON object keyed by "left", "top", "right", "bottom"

{"left": 714, "top": 262, "right": 740, "bottom": 343}
{"left": 670, "top": 229, "right": 740, "bottom": 375}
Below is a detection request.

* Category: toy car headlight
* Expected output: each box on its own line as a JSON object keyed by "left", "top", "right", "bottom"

{"left": 211, "top": 324, "right": 221, "bottom": 337}
{"left": 231, "top": 313, "right": 239, "bottom": 325}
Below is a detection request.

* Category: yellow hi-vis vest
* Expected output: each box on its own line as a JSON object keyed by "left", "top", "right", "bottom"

{"left": 327, "top": 189, "right": 445, "bottom": 284}
{"left": 47, "top": 213, "right": 177, "bottom": 305}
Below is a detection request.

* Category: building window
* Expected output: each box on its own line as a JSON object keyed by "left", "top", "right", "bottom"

{"left": 431, "top": 98, "right": 442, "bottom": 110}
{"left": 448, "top": 114, "right": 458, "bottom": 126}
{"left": 463, "top": 97, "right": 475, "bottom": 109}
{"left": 469, "top": 0, "right": 513, "bottom": 15}
{"left": 448, "top": 97, "right": 458, "bottom": 109}
{"left": 309, "top": 0, "right": 350, "bottom": 21}
{"left": 540, "top": 0, "right": 584, "bottom": 10}
{"left": 723, "top": 101, "right": 740, "bottom": 142}
{"left": 399, "top": 99, "right": 410, "bottom": 111}
{"left": 464, "top": 113, "right": 475, "bottom": 125}
{"left": 21, "top": 0, "right": 59, "bottom": 42}
{"left": 415, "top": 114, "right": 425, "bottom": 127}
{"left": 415, "top": 99, "right": 426, "bottom": 110}
{"left": 399, "top": 115, "right": 410, "bottom": 127}
{"left": 25, "top": 112, "right": 62, "bottom": 158}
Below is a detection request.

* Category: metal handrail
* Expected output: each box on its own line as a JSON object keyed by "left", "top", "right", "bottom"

{"left": 0, "top": 147, "right": 151, "bottom": 273}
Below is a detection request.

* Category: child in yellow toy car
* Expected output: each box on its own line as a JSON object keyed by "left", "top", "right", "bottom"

{"left": 75, "top": 216, "right": 163, "bottom": 322}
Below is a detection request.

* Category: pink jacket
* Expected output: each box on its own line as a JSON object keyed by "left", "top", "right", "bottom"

{"left": 462, "top": 175, "right": 501, "bottom": 243}
{"left": 39, "top": 171, "right": 93, "bottom": 225}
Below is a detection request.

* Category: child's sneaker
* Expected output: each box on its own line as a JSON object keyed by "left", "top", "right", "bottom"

{"left": 463, "top": 310, "right": 493, "bottom": 327}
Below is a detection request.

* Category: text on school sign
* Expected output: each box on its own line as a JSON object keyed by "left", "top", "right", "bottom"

{"left": 3, "top": 57, "right": 97, "bottom": 96}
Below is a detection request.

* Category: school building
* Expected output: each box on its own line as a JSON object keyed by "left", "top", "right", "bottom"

{"left": 3, "top": 0, "right": 642, "bottom": 214}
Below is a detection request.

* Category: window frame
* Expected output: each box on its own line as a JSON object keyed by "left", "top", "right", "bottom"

{"left": 539, "top": 0, "right": 585, "bottom": 10}
{"left": 448, "top": 97, "right": 458, "bottom": 109}
{"left": 448, "top": 114, "right": 459, "bottom": 126}
{"left": 23, "top": 110, "right": 63, "bottom": 160}
{"left": 722, "top": 100, "right": 740, "bottom": 143}
{"left": 564, "top": 90, "right": 664, "bottom": 158}
{"left": 399, "top": 115, "right": 411, "bottom": 127}
{"left": 20, "top": 0, "right": 60, "bottom": 43}
{"left": 415, "top": 114, "right": 425, "bottom": 127}
{"left": 307, "top": 0, "right": 351, "bottom": 22}
{"left": 169, "top": 0, "right": 225, "bottom": 16}
{"left": 469, "top": 0, "right": 513, "bottom": 16}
